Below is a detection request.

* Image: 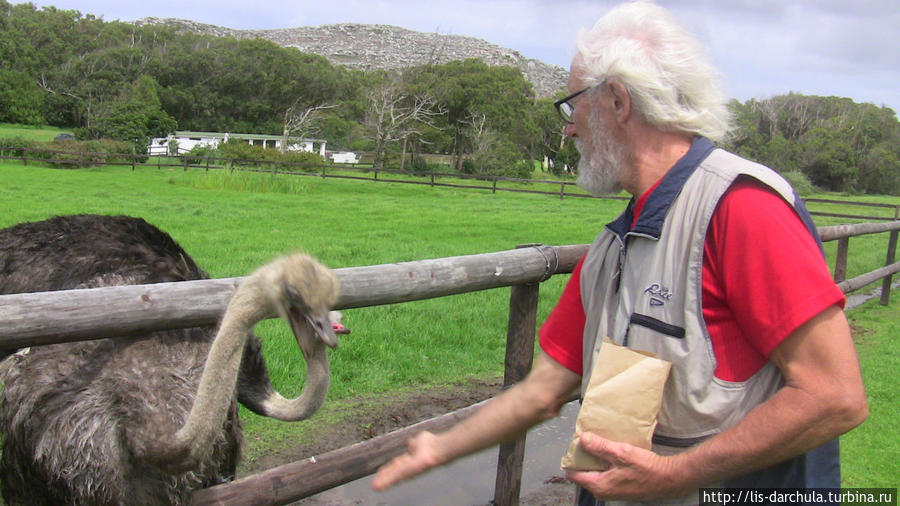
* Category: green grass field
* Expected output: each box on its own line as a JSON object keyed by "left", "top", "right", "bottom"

{"left": 0, "top": 123, "right": 72, "bottom": 142}
{"left": 2, "top": 129, "right": 898, "bottom": 487}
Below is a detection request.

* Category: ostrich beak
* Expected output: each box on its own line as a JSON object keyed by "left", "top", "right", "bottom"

{"left": 284, "top": 303, "right": 340, "bottom": 350}
{"left": 305, "top": 312, "right": 340, "bottom": 349}
{"left": 329, "top": 310, "right": 351, "bottom": 335}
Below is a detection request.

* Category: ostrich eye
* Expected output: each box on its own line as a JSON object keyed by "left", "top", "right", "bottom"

{"left": 284, "top": 284, "right": 310, "bottom": 311}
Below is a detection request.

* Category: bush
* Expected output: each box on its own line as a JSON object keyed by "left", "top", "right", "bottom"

{"left": 781, "top": 170, "right": 819, "bottom": 196}
{"left": 466, "top": 136, "right": 529, "bottom": 179}
{"left": 460, "top": 158, "right": 478, "bottom": 175}
{"left": 0, "top": 136, "right": 40, "bottom": 156}
{"left": 218, "top": 138, "right": 323, "bottom": 170}
{"left": 405, "top": 156, "right": 438, "bottom": 174}
{"left": 279, "top": 150, "right": 324, "bottom": 170}
{"left": 219, "top": 139, "right": 266, "bottom": 165}
{"left": 0, "top": 136, "right": 138, "bottom": 167}
{"left": 184, "top": 144, "right": 220, "bottom": 166}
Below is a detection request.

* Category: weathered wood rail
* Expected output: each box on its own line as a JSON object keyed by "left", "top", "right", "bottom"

{"left": 0, "top": 220, "right": 898, "bottom": 505}
{"left": 0, "top": 245, "right": 585, "bottom": 347}
{"left": 819, "top": 221, "right": 900, "bottom": 304}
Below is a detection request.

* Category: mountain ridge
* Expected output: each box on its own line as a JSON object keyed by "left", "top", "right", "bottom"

{"left": 132, "top": 17, "right": 568, "bottom": 98}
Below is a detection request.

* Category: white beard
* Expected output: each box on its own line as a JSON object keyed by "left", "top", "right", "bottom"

{"left": 575, "top": 112, "right": 626, "bottom": 196}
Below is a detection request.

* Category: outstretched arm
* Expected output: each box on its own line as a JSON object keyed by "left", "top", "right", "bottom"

{"left": 567, "top": 304, "right": 868, "bottom": 501}
{"left": 372, "top": 351, "right": 581, "bottom": 491}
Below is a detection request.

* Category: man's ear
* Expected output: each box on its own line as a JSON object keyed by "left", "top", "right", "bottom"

{"left": 607, "top": 80, "right": 632, "bottom": 124}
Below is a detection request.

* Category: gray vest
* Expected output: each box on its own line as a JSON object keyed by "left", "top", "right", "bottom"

{"left": 575, "top": 141, "right": 838, "bottom": 506}
{"left": 580, "top": 148, "right": 805, "bottom": 444}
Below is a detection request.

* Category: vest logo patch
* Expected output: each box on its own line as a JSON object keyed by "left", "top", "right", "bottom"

{"left": 644, "top": 283, "right": 673, "bottom": 307}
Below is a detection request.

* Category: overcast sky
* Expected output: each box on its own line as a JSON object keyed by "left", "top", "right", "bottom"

{"left": 26, "top": 0, "right": 900, "bottom": 114}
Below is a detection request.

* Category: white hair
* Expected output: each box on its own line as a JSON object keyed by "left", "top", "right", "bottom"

{"left": 575, "top": 1, "right": 732, "bottom": 141}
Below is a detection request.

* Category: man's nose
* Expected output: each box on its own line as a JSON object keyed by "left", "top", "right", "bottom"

{"left": 565, "top": 122, "right": 577, "bottom": 138}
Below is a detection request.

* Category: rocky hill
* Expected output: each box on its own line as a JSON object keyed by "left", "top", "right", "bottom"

{"left": 133, "top": 17, "right": 568, "bottom": 98}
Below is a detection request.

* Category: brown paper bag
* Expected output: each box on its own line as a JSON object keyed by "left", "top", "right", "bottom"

{"left": 561, "top": 338, "right": 672, "bottom": 471}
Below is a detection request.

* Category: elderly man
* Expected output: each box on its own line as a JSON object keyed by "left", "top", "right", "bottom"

{"left": 372, "top": 2, "right": 867, "bottom": 504}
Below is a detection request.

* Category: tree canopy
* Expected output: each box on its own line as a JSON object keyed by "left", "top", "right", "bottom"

{"left": 2, "top": 1, "right": 899, "bottom": 193}
{"left": 723, "top": 94, "right": 900, "bottom": 194}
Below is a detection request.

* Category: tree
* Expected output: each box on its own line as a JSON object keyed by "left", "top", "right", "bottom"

{"left": 78, "top": 75, "right": 176, "bottom": 153}
{"left": 0, "top": 69, "right": 43, "bottom": 124}
{"left": 415, "top": 60, "right": 534, "bottom": 172}
{"left": 530, "top": 97, "right": 573, "bottom": 175}
{"left": 798, "top": 123, "right": 857, "bottom": 192}
{"left": 365, "top": 72, "right": 442, "bottom": 169}
{"left": 281, "top": 102, "right": 337, "bottom": 153}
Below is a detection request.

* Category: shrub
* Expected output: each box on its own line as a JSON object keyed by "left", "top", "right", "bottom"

{"left": 781, "top": 170, "right": 819, "bottom": 196}
{"left": 0, "top": 136, "right": 40, "bottom": 156}
{"left": 405, "top": 156, "right": 438, "bottom": 174}
{"left": 184, "top": 145, "right": 220, "bottom": 166}
{"left": 279, "top": 150, "right": 323, "bottom": 170}
{"left": 218, "top": 139, "right": 323, "bottom": 170}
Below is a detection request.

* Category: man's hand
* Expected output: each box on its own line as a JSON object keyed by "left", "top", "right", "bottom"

{"left": 371, "top": 431, "right": 443, "bottom": 491}
{"left": 565, "top": 433, "right": 686, "bottom": 502}
{"left": 371, "top": 352, "right": 581, "bottom": 493}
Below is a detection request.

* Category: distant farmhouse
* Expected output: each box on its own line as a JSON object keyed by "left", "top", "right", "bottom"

{"left": 148, "top": 131, "right": 359, "bottom": 164}
{"left": 148, "top": 131, "right": 326, "bottom": 157}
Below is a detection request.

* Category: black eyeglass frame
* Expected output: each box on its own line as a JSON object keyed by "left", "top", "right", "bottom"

{"left": 553, "top": 80, "right": 606, "bottom": 123}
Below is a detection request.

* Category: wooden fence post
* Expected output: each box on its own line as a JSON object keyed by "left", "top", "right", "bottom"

{"left": 493, "top": 245, "right": 541, "bottom": 506}
{"left": 880, "top": 230, "right": 898, "bottom": 305}
{"left": 834, "top": 237, "right": 849, "bottom": 283}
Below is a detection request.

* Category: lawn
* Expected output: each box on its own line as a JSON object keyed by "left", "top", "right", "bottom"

{"left": 1, "top": 149, "right": 898, "bottom": 486}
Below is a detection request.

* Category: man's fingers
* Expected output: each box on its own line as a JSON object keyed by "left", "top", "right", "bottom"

{"left": 580, "top": 433, "right": 615, "bottom": 458}
{"left": 372, "top": 433, "right": 439, "bottom": 491}
{"left": 371, "top": 456, "right": 404, "bottom": 491}
{"left": 372, "top": 454, "right": 422, "bottom": 491}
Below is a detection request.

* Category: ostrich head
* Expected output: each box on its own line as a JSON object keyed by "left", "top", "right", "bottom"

{"left": 257, "top": 254, "right": 342, "bottom": 356}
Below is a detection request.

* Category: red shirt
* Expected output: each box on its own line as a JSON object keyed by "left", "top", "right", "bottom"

{"left": 539, "top": 178, "right": 845, "bottom": 382}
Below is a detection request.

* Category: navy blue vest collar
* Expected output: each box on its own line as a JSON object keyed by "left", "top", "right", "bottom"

{"left": 607, "top": 136, "right": 716, "bottom": 240}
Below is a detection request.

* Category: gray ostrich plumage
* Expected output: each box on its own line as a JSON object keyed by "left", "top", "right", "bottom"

{"left": 0, "top": 214, "right": 342, "bottom": 505}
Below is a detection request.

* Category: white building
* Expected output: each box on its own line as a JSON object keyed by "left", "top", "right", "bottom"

{"left": 148, "top": 131, "right": 326, "bottom": 157}
{"left": 329, "top": 151, "right": 359, "bottom": 164}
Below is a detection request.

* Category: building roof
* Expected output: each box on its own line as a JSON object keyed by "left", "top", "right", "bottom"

{"left": 172, "top": 131, "right": 325, "bottom": 143}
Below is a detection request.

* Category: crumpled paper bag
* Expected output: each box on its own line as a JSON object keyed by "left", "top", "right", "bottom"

{"left": 561, "top": 338, "right": 672, "bottom": 471}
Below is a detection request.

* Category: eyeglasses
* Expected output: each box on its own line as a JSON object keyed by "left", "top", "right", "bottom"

{"left": 554, "top": 81, "right": 604, "bottom": 123}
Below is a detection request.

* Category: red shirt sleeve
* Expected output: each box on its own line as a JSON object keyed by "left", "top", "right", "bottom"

{"left": 703, "top": 178, "right": 845, "bottom": 381}
{"left": 539, "top": 254, "right": 587, "bottom": 375}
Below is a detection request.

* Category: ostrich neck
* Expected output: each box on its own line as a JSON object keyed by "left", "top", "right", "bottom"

{"left": 166, "top": 279, "right": 269, "bottom": 463}
{"left": 140, "top": 274, "right": 332, "bottom": 470}
{"left": 261, "top": 344, "right": 331, "bottom": 420}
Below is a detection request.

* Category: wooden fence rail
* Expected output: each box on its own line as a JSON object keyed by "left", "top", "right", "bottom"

{"left": 819, "top": 221, "right": 900, "bottom": 304}
{"left": 0, "top": 223, "right": 898, "bottom": 504}
{"left": 0, "top": 245, "right": 586, "bottom": 347}
{"left": 8, "top": 147, "right": 900, "bottom": 218}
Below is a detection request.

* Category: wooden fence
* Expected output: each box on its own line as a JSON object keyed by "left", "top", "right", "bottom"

{"left": 6, "top": 146, "right": 900, "bottom": 220}
{"left": 1, "top": 218, "right": 899, "bottom": 504}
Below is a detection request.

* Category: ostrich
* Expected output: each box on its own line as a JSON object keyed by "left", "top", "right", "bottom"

{"left": 0, "top": 214, "right": 347, "bottom": 505}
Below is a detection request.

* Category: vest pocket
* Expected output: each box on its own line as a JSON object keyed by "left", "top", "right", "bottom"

{"left": 629, "top": 313, "right": 686, "bottom": 339}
